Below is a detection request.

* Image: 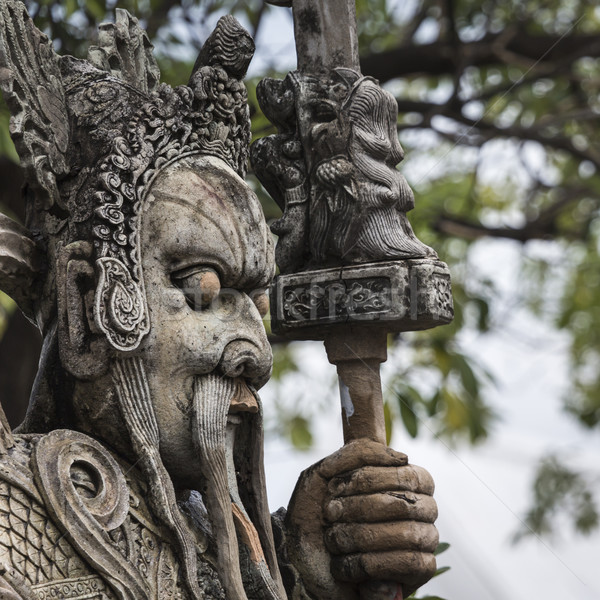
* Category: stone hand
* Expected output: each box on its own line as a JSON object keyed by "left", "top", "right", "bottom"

{"left": 285, "top": 439, "right": 438, "bottom": 600}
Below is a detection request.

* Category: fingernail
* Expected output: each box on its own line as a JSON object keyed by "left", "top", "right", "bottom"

{"left": 328, "top": 479, "right": 345, "bottom": 495}
{"left": 326, "top": 499, "right": 344, "bottom": 521}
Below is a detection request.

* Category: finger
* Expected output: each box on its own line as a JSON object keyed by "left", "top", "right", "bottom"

{"left": 325, "top": 492, "right": 438, "bottom": 524}
{"left": 331, "top": 549, "right": 437, "bottom": 587}
{"left": 325, "top": 521, "right": 439, "bottom": 555}
{"left": 318, "top": 439, "right": 407, "bottom": 480}
{"left": 329, "top": 464, "right": 435, "bottom": 497}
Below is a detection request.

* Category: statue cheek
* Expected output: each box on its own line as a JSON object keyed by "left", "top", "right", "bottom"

{"left": 161, "top": 288, "right": 188, "bottom": 315}
{"left": 177, "top": 325, "right": 228, "bottom": 372}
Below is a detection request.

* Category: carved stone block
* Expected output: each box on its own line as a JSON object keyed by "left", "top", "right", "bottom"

{"left": 251, "top": 69, "right": 437, "bottom": 275}
{"left": 270, "top": 258, "right": 453, "bottom": 338}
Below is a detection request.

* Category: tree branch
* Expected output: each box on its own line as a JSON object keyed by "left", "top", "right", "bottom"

{"left": 361, "top": 31, "right": 600, "bottom": 83}
{"left": 434, "top": 186, "right": 596, "bottom": 243}
{"left": 395, "top": 100, "right": 600, "bottom": 168}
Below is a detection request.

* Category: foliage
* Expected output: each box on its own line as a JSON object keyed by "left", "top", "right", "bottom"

{"left": 356, "top": 0, "right": 600, "bottom": 540}
{"left": 0, "top": 292, "right": 15, "bottom": 340}
{"left": 1, "top": 0, "right": 600, "bottom": 546}
{"left": 513, "top": 455, "right": 599, "bottom": 541}
{"left": 0, "top": 100, "right": 18, "bottom": 163}
{"left": 408, "top": 542, "right": 451, "bottom": 599}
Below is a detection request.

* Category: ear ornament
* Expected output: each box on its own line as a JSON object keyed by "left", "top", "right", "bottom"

{"left": 95, "top": 257, "right": 149, "bottom": 352}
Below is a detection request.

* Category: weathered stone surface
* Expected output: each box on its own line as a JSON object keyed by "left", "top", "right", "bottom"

{"left": 284, "top": 439, "right": 438, "bottom": 600}
{"left": 252, "top": 68, "right": 436, "bottom": 275}
{"left": 290, "top": 0, "right": 360, "bottom": 74}
{"left": 256, "top": 3, "right": 450, "bottom": 599}
{"left": 0, "top": 1, "right": 442, "bottom": 599}
{"left": 271, "top": 259, "right": 453, "bottom": 338}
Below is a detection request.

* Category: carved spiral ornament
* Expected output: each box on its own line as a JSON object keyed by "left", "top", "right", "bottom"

{"left": 95, "top": 256, "right": 150, "bottom": 351}
{"left": 33, "top": 430, "right": 150, "bottom": 600}
{"left": 33, "top": 430, "right": 130, "bottom": 533}
{"left": 0, "top": 3, "right": 255, "bottom": 337}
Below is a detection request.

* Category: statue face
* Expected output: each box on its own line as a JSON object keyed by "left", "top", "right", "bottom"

{"left": 139, "top": 156, "right": 274, "bottom": 489}
{"left": 59, "top": 156, "right": 280, "bottom": 598}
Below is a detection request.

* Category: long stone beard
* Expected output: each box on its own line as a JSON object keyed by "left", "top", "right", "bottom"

{"left": 192, "top": 374, "right": 283, "bottom": 600}
{"left": 111, "top": 356, "right": 202, "bottom": 599}
{"left": 112, "top": 358, "right": 282, "bottom": 600}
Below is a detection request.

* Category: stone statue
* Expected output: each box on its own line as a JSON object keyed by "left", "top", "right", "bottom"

{"left": 0, "top": 2, "right": 439, "bottom": 599}
{"left": 251, "top": 69, "right": 435, "bottom": 274}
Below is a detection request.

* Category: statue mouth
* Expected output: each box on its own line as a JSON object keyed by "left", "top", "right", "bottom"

{"left": 229, "top": 378, "right": 260, "bottom": 414}
{"left": 182, "top": 374, "right": 259, "bottom": 418}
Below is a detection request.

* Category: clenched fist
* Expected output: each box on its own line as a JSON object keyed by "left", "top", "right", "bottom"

{"left": 284, "top": 439, "right": 438, "bottom": 600}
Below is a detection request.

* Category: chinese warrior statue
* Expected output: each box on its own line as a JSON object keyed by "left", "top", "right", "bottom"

{"left": 0, "top": 2, "right": 439, "bottom": 600}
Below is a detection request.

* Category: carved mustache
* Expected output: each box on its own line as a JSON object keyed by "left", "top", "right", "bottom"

{"left": 192, "top": 374, "right": 248, "bottom": 600}
{"left": 191, "top": 375, "right": 281, "bottom": 600}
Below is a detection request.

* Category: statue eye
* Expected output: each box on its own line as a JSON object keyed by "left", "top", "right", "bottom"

{"left": 172, "top": 268, "right": 221, "bottom": 310}
{"left": 251, "top": 290, "right": 269, "bottom": 317}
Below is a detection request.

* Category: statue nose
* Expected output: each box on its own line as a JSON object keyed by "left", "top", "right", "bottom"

{"left": 218, "top": 340, "right": 272, "bottom": 390}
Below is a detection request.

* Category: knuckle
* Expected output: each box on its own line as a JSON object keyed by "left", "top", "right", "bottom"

{"left": 431, "top": 526, "right": 440, "bottom": 550}
{"left": 426, "top": 496, "right": 439, "bottom": 522}
{"left": 330, "top": 553, "right": 366, "bottom": 583}
{"left": 422, "top": 552, "right": 438, "bottom": 579}
{"left": 411, "top": 464, "right": 435, "bottom": 494}
{"left": 325, "top": 523, "right": 360, "bottom": 555}
{"left": 406, "top": 551, "right": 437, "bottom": 584}
{"left": 395, "top": 463, "right": 435, "bottom": 495}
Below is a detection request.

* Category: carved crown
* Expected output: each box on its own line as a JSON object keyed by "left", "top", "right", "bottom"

{"left": 0, "top": 1, "right": 254, "bottom": 349}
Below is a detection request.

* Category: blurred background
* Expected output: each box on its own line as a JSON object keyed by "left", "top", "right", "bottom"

{"left": 1, "top": 1, "right": 599, "bottom": 598}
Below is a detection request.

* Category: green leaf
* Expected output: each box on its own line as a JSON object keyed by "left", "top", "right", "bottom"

{"left": 289, "top": 416, "right": 312, "bottom": 450}
{"left": 0, "top": 101, "right": 18, "bottom": 163}
{"left": 451, "top": 352, "right": 479, "bottom": 399}
{"left": 398, "top": 390, "right": 418, "bottom": 438}
{"left": 85, "top": 0, "right": 106, "bottom": 21}
{"left": 433, "top": 566, "right": 451, "bottom": 577}
{"left": 426, "top": 390, "right": 441, "bottom": 418}
{"left": 515, "top": 455, "right": 600, "bottom": 540}
{"left": 473, "top": 297, "right": 490, "bottom": 331}
{"left": 434, "top": 541, "right": 450, "bottom": 555}
{"left": 64, "top": 0, "right": 78, "bottom": 18}
{"left": 271, "top": 347, "right": 297, "bottom": 381}
{"left": 0, "top": 292, "right": 16, "bottom": 339}
{"left": 383, "top": 400, "right": 393, "bottom": 445}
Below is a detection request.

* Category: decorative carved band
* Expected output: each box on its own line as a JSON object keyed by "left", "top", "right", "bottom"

{"left": 270, "top": 259, "right": 454, "bottom": 338}
{"left": 282, "top": 277, "right": 392, "bottom": 322}
{"left": 32, "top": 575, "right": 108, "bottom": 600}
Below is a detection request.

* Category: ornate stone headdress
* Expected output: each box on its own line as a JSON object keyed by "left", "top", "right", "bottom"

{"left": 0, "top": 1, "right": 254, "bottom": 350}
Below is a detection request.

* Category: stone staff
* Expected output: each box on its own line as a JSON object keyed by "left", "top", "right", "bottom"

{"left": 253, "top": 1, "right": 454, "bottom": 599}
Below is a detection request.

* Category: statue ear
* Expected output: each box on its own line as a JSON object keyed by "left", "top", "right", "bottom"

{"left": 57, "top": 242, "right": 110, "bottom": 380}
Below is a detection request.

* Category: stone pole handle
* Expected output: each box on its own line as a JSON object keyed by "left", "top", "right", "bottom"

{"left": 324, "top": 327, "right": 403, "bottom": 600}
{"left": 260, "top": 3, "right": 444, "bottom": 598}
